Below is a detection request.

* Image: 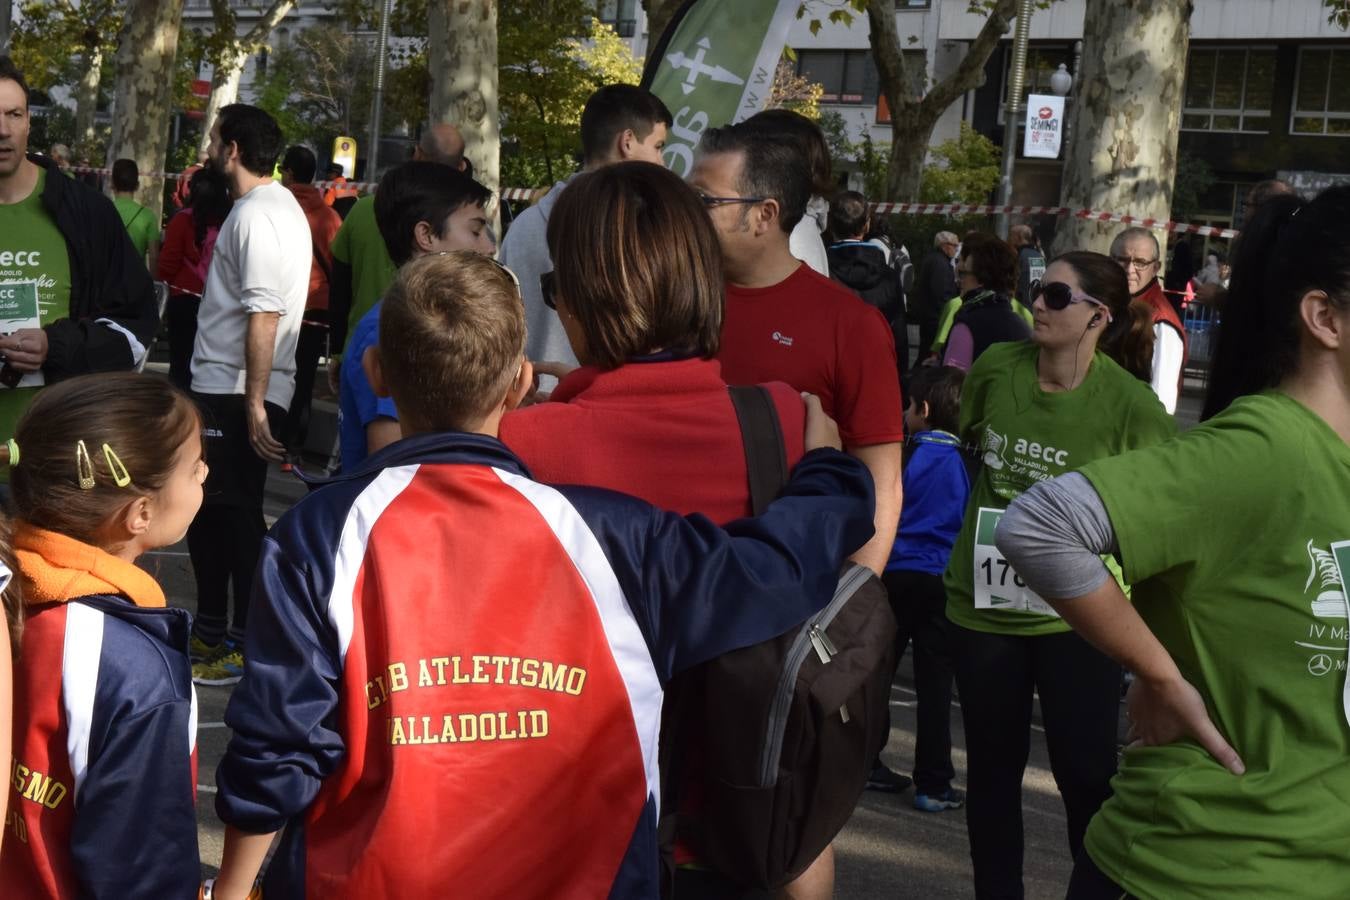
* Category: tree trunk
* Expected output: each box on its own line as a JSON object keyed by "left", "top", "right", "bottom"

{"left": 73, "top": 44, "right": 104, "bottom": 151}
{"left": 195, "top": 51, "right": 245, "bottom": 158}
{"left": 1051, "top": 0, "right": 1192, "bottom": 256}
{"left": 428, "top": 0, "right": 499, "bottom": 200}
{"left": 866, "top": 0, "right": 1016, "bottom": 203}
{"left": 886, "top": 108, "right": 941, "bottom": 200}
{"left": 107, "top": 0, "right": 185, "bottom": 222}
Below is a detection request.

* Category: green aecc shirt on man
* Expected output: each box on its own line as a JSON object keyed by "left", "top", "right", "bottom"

{"left": 330, "top": 195, "right": 398, "bottom": 355}
{"left": 1079, "top": 390, "right": 1350, "bottom": 899}
{"left": 0, "top": 169, "right": 71, "bottom": 454}
{"left": 944, "top": 340, "right": 1176, "bottom": 637}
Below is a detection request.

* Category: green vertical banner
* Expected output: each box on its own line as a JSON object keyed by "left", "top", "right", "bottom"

{"left": 641, "top": 0, "right": 800, "bottom": 177}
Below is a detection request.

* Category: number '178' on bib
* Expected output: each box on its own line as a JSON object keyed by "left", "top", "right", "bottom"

{"left": 972, "top": 507, "right": 1060, "bottom": 617}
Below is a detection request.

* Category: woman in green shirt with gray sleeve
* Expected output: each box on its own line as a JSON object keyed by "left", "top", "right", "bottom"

{"left": 941, "top": 251, "right": 1173, "bottom": 898}
{"left": 996, "top": 186, "right": 1350, "bottom": 899}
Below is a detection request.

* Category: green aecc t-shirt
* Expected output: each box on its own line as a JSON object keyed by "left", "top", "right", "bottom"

{"left": 943, "top": 341, "right": 1176, "bottom": 636}
{"left": 1079, "top": 390, "right": 1350, "bottom": 899}
{"left": 0, "top": 169, "right": 71, "bottom": 461}
{"left": 330, "top": 195, "right": 398, "bottom": 355}
{"left": 113, "top": 196, "right": 159, "bottom": 262}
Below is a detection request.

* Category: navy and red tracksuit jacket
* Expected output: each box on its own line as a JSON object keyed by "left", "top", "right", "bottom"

{"left": 215, "top": 431, "right": 873, "bottom": 898}
{"left": 1, "top": 525, "right": 200, "bottom": 898}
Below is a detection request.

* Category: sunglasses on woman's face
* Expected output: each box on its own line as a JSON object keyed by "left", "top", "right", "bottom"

{"left": 540, "top": 271, "right": 556, "bottom": 310}
{"left": 1030, "top": 280, "right": 1111, "bottom": 320}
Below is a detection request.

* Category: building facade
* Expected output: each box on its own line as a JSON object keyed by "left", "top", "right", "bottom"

{"left": 787, "top": 0, "right": 1350, "bottom": 227}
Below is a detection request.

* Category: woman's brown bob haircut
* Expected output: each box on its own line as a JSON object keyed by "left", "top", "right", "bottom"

{"left": 378, "top": 251, "right": 527, "bottom": 431}
{"left": 11, "top": 373, "right": 201, "bottom": 545}
{"left": 545, "top": 161, "right": 725, "bottom": 370}
{"left": 959, "top": 233, "right": 1019, "bottom": 295}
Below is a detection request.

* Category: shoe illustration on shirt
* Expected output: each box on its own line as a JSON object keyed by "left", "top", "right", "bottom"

{"left": 981, "top": 427, "right": 1007, "bottom": 471}
{"left": 1306, "top": 539, "right": 1347, "bottom": 619}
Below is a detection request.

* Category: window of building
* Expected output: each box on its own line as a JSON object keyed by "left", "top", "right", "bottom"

{"left": 795, "top": 49, "right": 880, "bottom": 105}
{"left": 599, "top": 0, "right": 638, "bottom": 38}
{"left": 1292, "top": 46, "right": 1350, "bottom": 136}
{"left": 900, "top": 0, "right": 931, "bottom": 7}
{"left": 1181, "top": 46, "right": 1276, "bottom": 133}
{"left": 1002, "top": 45, "right": 1074, "bottom": 101}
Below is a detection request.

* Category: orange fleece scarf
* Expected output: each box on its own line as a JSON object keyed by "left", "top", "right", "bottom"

{"left": 14, "top": 523, "right": 166, "bottom": 609}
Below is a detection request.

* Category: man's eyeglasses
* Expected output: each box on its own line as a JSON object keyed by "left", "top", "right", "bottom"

{"left": 1030, "top": 280, "right": 1112, "bottom": 321}
{"left": 1112, "top": 255, "right": 1158, "bottom": 271}
{"left": 696, "top": 191, "right": 766, "bottom": 208}
{"left": 540, "top": 271, "right": 556, "bottom": 310}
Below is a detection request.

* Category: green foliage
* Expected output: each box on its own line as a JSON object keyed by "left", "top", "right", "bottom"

{"left": 249, "top": 24, "right": 380, "bottom": 156}
{"left": 919, "top": 122, "right": 999, "bottom": 204}
{"left": 9, "top": 0, "right": 121, "bottom": 94}
{"left": 1171, "top": 155, "right": 1216, "bottom": 223}
{"left": 1327, "top": 0, "right": 1350, "bottom": 29}
{"left": 500, "top": 8, "right": 642, "bottom": 187}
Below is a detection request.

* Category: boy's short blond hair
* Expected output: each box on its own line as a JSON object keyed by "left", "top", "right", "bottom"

{"left": 378, "top": 252, "right": 526, "bottom": 432}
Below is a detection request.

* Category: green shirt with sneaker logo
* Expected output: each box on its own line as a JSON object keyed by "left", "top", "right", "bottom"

{"left": 0, "top": 169, "right": 71, "bottom": 456}
{"left": 943, "top": 340, "right": 1176, "bottom": 636}
{"left": 1078, "top": 390, "right": 1350, "bottom": 899}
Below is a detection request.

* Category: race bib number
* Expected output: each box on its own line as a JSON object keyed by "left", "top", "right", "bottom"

{"left": 973, "top": 507, "right": 1059, "bottom": 617}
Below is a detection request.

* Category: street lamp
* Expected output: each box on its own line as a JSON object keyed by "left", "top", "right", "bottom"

{"left": 1049, "top": 63, "right": 1073, "bottom": 97}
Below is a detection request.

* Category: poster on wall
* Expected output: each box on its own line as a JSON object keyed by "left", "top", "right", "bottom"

{"left": 1023, "top": 95, "right": 1065, "bottom": 159}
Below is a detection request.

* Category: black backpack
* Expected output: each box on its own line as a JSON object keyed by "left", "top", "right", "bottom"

{"left": 665, "top": 387, "right": 898, "bottom": 890}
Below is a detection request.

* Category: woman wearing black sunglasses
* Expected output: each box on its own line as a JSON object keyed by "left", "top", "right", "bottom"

{"left": 941, "top": 250, "right": 1175, "bottom": 898}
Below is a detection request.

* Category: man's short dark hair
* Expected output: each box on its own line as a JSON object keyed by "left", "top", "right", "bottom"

{"left": 374, "top": 161, "right": 493, "bottom": 266}
{"left": 217, "top": 104, "right": 285, "bottom": 177}
{"left": 580, "top": 84, "right": 673, "bottom": 164}
{"left": 111, "top": 158, "right": 139, "bottom": 193}
{"left": 697, "top": 123, "right": 809, "bottom": 234}
{"left": 828, "top": 191, "right": 869, "bottom": 239}
{"left": 282, "top": 145, "right": 317, "bottom": 183}
{"left": 904, "top": 365, "right": 964, "bottom": 435}
{"left": 325, "top": 163, "right": 344, "bottom": 177}
{"left": 0, "top": 56, "right": 29, "bottom": 108}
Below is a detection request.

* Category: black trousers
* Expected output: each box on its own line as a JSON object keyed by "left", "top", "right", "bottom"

{"left": 952, "top": 623, "right": 1122, "bottom": 900}
{"left": 881, "top": 569, "right": 956, "bottom": 794}
{"left": 166, "top": 294, "right": 200, "bottom": 392}
{"left": 281, "top": 311, "right": 328, "bottom": 453}
{"left": 187, "top": 393, "right": 285, "bottom": 645}
{"left": 1066, "top": 852, "right": 1137, "bottom": 900}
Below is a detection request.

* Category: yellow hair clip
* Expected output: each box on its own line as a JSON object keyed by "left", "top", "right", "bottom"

{"left": 102, "top": 444, "right": 132, "bottom": 488}
{"left": 5, "top": 438, "right": 17, "bottom": 466}
{"left": 76, "top": 440, "right": 95, "bottom": 490}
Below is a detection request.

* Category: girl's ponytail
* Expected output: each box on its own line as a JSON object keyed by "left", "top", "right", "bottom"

{"left": 1202, "top": 193, "right": 1305, "bottom": 420}
{"left": 1102, "top": 298, "right": 1158, "bottom": 384}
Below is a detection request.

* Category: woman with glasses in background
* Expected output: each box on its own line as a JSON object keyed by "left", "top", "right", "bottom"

{"left": 941, "top": 250, "right": 1173, "bottom": 899}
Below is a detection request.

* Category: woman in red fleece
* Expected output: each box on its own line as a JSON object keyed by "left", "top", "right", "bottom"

{"left": 498, "top": 162, "right": 838, "bottom": 899}
{"left": 0, "top": 373, "right": 207, "bottom": 898}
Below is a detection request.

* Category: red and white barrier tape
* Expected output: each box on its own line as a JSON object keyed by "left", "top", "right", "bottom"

{"left": 865, "top": 202, "right": 1239, "bottom": 239}
{"left": 70, "top": 165, "right": 1236, "bottom": 238}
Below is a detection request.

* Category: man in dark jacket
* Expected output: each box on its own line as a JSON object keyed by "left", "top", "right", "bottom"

{"left": 827, "top": 190, "right": 908, "bottom": 369}
{"left": 0, "top": 56, "right": 159, "bottom": 448}
{"left": 913, "top": 230, "right": 959, "bottom": 361}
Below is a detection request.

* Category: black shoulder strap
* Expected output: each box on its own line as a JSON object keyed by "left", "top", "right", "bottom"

{"left": 728, "top": 385, "right": 789, "bottom": 516}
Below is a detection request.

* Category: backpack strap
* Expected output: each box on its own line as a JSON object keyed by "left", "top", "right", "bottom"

{"left": 728, "top": 385, "right": 788, "bottom": 516}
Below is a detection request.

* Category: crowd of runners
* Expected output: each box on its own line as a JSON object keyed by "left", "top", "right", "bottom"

{"left": 0, "top": 50, "right": 1347, "bottom": 900}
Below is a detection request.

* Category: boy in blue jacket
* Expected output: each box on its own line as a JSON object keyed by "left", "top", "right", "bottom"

{"left": 209, "top": 251, "right": 875, "bottom": 899}
{"left": 870, "top": 365, "right": 971, "bottom": 812}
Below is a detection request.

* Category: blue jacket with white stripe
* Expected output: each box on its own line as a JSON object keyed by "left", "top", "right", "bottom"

{"left": 216, "top": 432, "right": 873, "bottom": 899}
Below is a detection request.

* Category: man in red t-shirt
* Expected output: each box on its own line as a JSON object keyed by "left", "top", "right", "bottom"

{"left": 690, "top": 123, "right": 904, "bottom": 581}
{"left": 689, "top": 127, "right": 905, "bottom": 898}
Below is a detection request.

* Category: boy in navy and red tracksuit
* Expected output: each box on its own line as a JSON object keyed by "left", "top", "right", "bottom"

{"left": 2, "top": 525, "right": 200, "bottom": 897}
{"left": 873, "top": 366, "right": 971, "bottom": 812}
{"left": 211, "top": 252, "right": 875, "bottom": 899}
